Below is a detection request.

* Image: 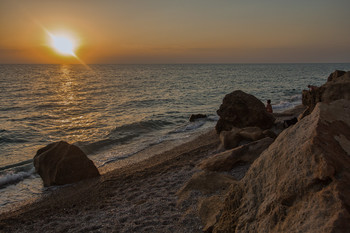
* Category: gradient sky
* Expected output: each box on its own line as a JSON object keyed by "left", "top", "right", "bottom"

{"left": 1, "top": 0, "right": 349, "bottom": 64}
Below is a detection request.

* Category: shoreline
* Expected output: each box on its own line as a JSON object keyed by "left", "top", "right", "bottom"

{"left": 0, "top": 128, "right": 221, "bottom": 232}
{"left": 0, "top": 105, "right": 305, "bottom": 232}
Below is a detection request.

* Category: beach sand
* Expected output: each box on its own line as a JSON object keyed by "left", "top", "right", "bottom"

{"left": 0, "top": 106, "right": 305, "bottom": 232}
{"left": 0, "top": 129, "right": 220, "bottom": 232}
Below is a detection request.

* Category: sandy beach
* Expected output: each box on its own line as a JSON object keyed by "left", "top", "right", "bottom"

{"left": 0, "top": 128, "right": 221, "bottom": 232}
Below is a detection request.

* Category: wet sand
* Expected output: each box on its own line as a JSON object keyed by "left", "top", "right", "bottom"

{"left": 0, "top": 129, "right": 220, "bottom": 232}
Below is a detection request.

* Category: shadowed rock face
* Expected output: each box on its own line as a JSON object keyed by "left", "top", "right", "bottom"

{"left": 34, "top": 141, "right": 100, "bottom": 187}
{"left": 301, "top": 70, "right": 350, "bottom": 118}
{"left": 214, "top": 99, "right": 350, "bottom": 233}
{"left": 327, "top": 70, "right": 346, "bottom": 82}
{"left": 215, "top": 90, "right": 275, "bottom": 134}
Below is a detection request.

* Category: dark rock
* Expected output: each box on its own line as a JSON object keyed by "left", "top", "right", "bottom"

{"left": 262, "top": 129, "right": 277, "bottom": 139}
{"left": 189, "top": 114, "right": 207, "bottom": 122}
{"left": 302, "top": 70, "right": 350, "bottom": 118}
{"left": 283, "top": 117, "right": 298, "bottom": 128}
{"left": 34, "top": 141, "right": 100, "bottom": 187}
{"left": 327, "top": 70, "right": 346, "bottom": 82}
{"left": 215, "top": 90, "right": 275, "bottom": 134}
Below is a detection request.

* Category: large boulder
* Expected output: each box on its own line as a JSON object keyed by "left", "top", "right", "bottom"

{"left": 214, "top": 99, "right": 350, "bottom": 232}
{"left": 302, "top": 70, "right": 350, "bottom": 118}
{"left": 34, "top": 141, "right": 100, "bottom": 187}
{"left": 215, "top": 90, "right": 275, "bottom": 133}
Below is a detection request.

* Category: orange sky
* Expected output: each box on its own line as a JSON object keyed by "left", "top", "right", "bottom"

{"left": 0, "top": 0, "right": 349, "bottom": 64}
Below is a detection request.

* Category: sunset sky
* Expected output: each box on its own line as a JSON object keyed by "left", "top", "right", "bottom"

{"left": 1, "top": 0, "right": 349, "bottom": 64}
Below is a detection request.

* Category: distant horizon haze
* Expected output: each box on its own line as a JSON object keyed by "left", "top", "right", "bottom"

{"left": 1, "top": 0, "right": 349, "bottom": 64}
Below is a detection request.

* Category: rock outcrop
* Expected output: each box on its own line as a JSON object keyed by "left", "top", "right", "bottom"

{"left": 177, "top": 137, "right": 274, "bottom": 232}
{"left": 301, "top": 70, "right": 350, "bottom": 118}
{"left": 215, "top": 90, "right": 275, "bottom": 134}
{"left": 213, "top": 99, "right": 350, "bottom": 232}
{"left": 200, "top": 137, "right": 274, "bottom": 172}
{"left": 327, "top": 70, "right": 346, "bottom": 82}
{"left": 34, "top": 141, "right": 100, "bottom": 187}
{"left": 218, "top": 126, "right": 275, "bottom": 150}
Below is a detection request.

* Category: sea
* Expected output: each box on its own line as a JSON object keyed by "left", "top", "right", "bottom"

{"left": 0, "top": 63, "right": 349, "bottom": 214}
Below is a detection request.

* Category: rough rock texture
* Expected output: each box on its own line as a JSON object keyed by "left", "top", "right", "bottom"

{"left": 218, "top": 128, "right": 243, "bottom": 150}
{"left": 238, "top": 126, "right": 264, "bottom": 141}
{"left": 327, "top": 70, "right": 346, "bottom": 82}
{"left": 301, "top": 70, "right": 350, "bottom": 118}
{"left": 218, "top": 126, "right": 271, "bottom": 150}
{"left": 198, "top": 195, "right": 225, "bottom": 233}
{"left": 200, "top": 137, "right": 274, "bottom": 172}
{"left": 214, "top": 99, "right": 350, "bottom": 233}
{"left": 177, "top": 171, "right": 236, "bottom": 233}
{"left": 178, "top": 137, "right": 274, "bottom": 232}
{"left": 215, "top": 90, "right": 275, "bottom": 133}
{"left": 177, "top": 171, "right": 236, "bottom": 201}
{"left": 34, "top": 141, "right": 100, "bottom": 186}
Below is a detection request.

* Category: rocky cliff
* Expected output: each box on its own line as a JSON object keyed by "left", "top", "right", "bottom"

{"left": 301, "top": 70, "right": 350, "bottom": 118}
{"left": 214, "top": 99, "right": 350, "bottom": 232}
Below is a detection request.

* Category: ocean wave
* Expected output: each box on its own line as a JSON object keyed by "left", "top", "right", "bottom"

{"left": 0, "top": 167, "right": 36, "bottom": 189}
{"left": 0, "top": 159, "right": 33, "bottom": 172}
{"left": 0, "top": 136, "right": 29, "bottom": 144}
{"left": 77, "top": 119, "right": 174, "bottom": 154}
{"left": 169, "top": 120, "right": 206, "bottom": 134}
{"left": 273, "top": 95, "right": 302, "bottom": 112}
{"left": 118, "top": 98, "right": 173, "bottom": 109}
{"left": 109, "top": 119, "right": 173, "bottom": 135}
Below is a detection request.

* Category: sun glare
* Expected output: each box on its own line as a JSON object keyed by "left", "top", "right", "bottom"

{"left": 49, "top": 33, "right": 77, "bottom": 56}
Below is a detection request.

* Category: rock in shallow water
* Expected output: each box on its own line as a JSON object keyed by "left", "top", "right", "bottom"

{"left": 34, "top": 141, "right": 100, "bottom": 187}
{"left": 189, "top": 114, "right": 207, "bottom": 122}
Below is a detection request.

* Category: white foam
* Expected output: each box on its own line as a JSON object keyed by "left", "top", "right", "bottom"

{"left": 0, "top": 168, "right": 35, "bottom": 188}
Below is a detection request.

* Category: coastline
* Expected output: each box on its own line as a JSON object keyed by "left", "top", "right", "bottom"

{"left": 0, "top": 105, "right": 304, "bottom": 232}
{"left": 0, "top": 128, "right": 220, "bottom": 232}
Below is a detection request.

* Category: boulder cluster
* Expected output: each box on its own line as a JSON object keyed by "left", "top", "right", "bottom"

{"left": 178, "top": 70, "right": 350, "bottom": 232}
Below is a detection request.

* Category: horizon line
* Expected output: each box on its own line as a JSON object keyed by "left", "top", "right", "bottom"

{"left": 1, "top": 62, "right": 349, "bottom": 65}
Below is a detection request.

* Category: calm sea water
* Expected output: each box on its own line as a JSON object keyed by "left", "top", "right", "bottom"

{"left": 0, "top": 63, "right": 349, "bottom": 213}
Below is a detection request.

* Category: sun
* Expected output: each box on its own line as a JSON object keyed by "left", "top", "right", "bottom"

{"left": 49, "top": 33, "right": 77, "bottom": 56}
